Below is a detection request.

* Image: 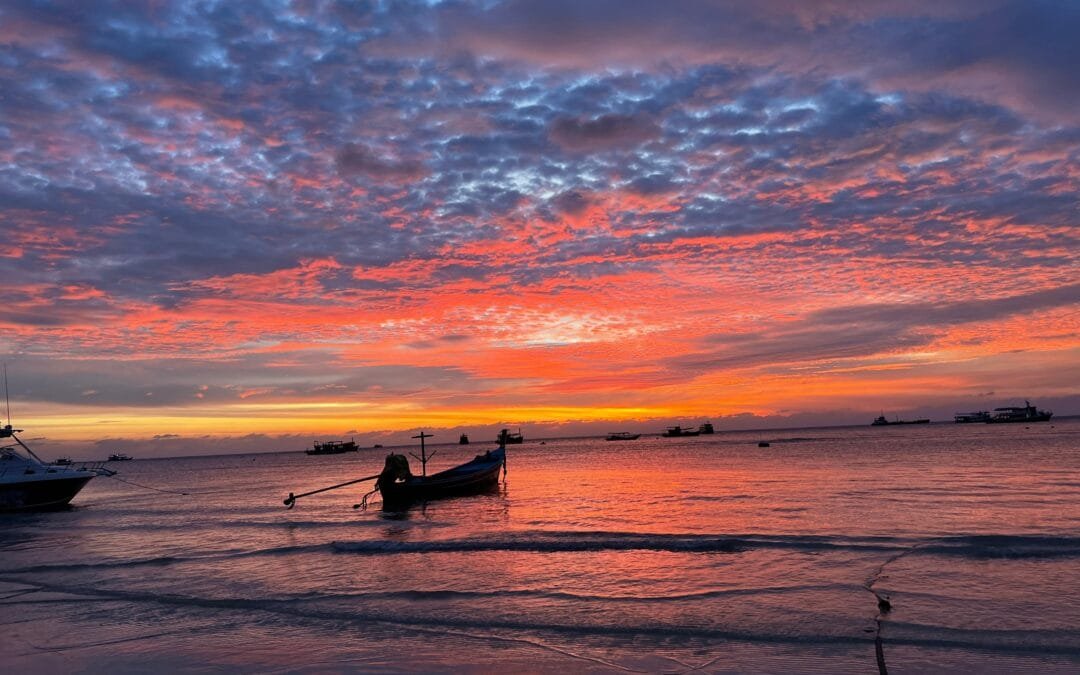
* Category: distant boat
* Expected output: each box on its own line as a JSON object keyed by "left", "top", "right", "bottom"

{"left": 698, "top": 422, "right": 715, "bottom": 435}
{"left": 459, "top": 434, "right": 470, "bottom": 445}
{"left": 662, "top": 425, "right": 700, "bottom": 437}
{"left": 306, "top": 440, "right": 358, "bottom": 455}
{"left": 108, "top": 453, "right": 133, "bottom": 461}
{"left": 954, "top": 411, "right": 991, "bottom": 423}
{"left": 2, "top": 424, "right": 115, "bottom": 510}
{"left": 54, "top": 457, "right": 73, "bottom": 466}
{"left": 497, "top": 428, "right": 524, "bottom": 445}
{"left": 871, "top": 416, "right": 930, "bottom": 426}
{"left": 986, "top": 401, "right": 1052, "bottom": 424}
{"left": 605, "top": 432, "right": 641, "bottom": 441}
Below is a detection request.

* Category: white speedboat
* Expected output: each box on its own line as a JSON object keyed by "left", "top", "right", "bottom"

{"left": 0, "top": 424, "right": 114, "bottom": 511}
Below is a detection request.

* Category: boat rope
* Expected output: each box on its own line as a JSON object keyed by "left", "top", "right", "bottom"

{"left": 353, "top": 485, "right": 380, "bottom": 511}
{"left": 105, "top": 474, "right": 192, "bottom": 496}
{"left": 354, "top": 460, "right": 400, "bottom": 510}
{"left": 283, "top": 472, "right": 382, "bottom": 508}
{"left": 863, "top": 540, "right": 933, "bottom": 675}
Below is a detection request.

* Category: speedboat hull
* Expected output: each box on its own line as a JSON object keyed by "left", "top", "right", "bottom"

{"left": 0, "top": 473, "right": 94, "bottom": 511}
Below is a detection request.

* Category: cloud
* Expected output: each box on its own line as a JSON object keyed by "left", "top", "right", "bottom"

{"left": 549, "top": 113, "right": 661, "bottom": 153}
{"left": 435, "top": 1, "right": 1078, "bottom": 121}
{"left": 674, "top": 283, "right": 1080, "bottom": 374}
{"left": 335, "top": 143, "right": 427, "bottom": 182}
{"left": 0, "top": 0, "right": 1076, "bottom": 441}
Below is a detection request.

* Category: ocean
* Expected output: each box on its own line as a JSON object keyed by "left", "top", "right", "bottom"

{"left": 2, "top": 421, "right": 1078, "bottom": 673}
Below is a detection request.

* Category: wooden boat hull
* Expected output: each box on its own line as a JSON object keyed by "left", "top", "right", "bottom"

{"left": 380, "top": 448, "right": 505, "bottom": 508}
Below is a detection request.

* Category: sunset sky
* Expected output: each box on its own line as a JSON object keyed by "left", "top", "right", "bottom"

{"left": 2, "top": 1, "right": 1078, "bottom": 455}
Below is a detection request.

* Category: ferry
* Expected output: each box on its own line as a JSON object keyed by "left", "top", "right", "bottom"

{"left": 954, "top": 411, "right": 991, "bottom": 423}
{"left": 986, "top": 401, "right": 1052, "bottom": 424}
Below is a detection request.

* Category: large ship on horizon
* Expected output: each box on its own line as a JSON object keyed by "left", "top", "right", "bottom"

{"left": 872, "top": 414, "right": 930, "bottom": 426}
{"left": 986, "top": 401, "right": 1052, "bottom": 424}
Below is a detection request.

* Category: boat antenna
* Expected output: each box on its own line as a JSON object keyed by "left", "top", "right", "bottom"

{"left": 3, "top": 362, "right": 10, "bottom": 426}
{"left": 410, "top": 431, "right": 435, "bottom": 477}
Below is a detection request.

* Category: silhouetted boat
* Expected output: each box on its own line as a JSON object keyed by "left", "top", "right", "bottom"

{"left": 375, "top": 447, "right": 506, "bottom": 508}
{"left": 662, "top": 426, "right": 700, "bottom": 437}
{"left": 871, "top": 416, "right": 929, "bottom": 426}
{"left": 54, "top": 457, "right": 73, "bottom": 466}
{"left": 954, "top": 411, "right": 991, "bottom": 423}
{"left": 698, "top": 422, "right": 715, "bottom": 435}
{"left": 986, "top": 401, "right": 1052, "bottom": 424}
{"left": 497, "top": 428, "right": 523, "bottom": 444}
{"left": 605, "top": 432, "right": 641, "bottom": 441}
{"left": 1, "top": 424, "right": 114, "bottom": 510}
{"left": 108, "top": 453, "right": 133, "bottom": 461}
{"left": 459, "top": 434, "right": 469, "bottom": 445}
{"left": 306, "top": 439, "right": 358, "bottom": 455}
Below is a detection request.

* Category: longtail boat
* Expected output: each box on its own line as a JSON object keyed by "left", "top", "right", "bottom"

{"left": 375, "top": 446, "right": 505, "bottom": 509}
{"left": 284, "top": 431, "right": 507, "bottom": 511}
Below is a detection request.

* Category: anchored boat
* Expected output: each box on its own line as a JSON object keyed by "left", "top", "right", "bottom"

{"left": 1, "top": 424, "right": 114, "bottom": 511}
{"left": 285, "top": 431, "right": 508, "bottom": 511}
{"left": 306, "top": 439, "right": 358, "bottom": 455}
{"left": 497, "top": 428, "right": 524, "bottom": 444}
{"left": 374, "top": 446, "right": 506, "bottom": 509}
{"left": 662, "top": 425, "right": 700, "bottom": 437}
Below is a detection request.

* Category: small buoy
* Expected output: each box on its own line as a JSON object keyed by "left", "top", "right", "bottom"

{"left": 758, "top": 441, "right": 770, "bottom": 447}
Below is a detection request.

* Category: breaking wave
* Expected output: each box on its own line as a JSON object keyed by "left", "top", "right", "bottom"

{"left": 330, "top": 531, "right": 1080, "bottom": 559}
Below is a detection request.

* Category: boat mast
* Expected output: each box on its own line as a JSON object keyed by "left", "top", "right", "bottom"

{"left": 1, "top": 364, "right": 46, "bottom": 463}
{"left": 410, "top": 431, "right": 436, "bottom": 477}
{"left": 3, "top": 363, "right": 10, "bottom": 427}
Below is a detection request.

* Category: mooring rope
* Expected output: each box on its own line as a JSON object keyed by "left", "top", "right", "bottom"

{"left": 864, "top": 540, "right": 935, "bottom": 675}
{"left": 353, "top": 485, "right": 380, "bottom": 511}
{"left": 105, "top": 474, "right": 192, "bottom": 496}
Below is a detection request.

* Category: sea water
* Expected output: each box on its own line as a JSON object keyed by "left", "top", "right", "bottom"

{"left": 2, "top": 421, "right": 1078, "bottom": 673}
